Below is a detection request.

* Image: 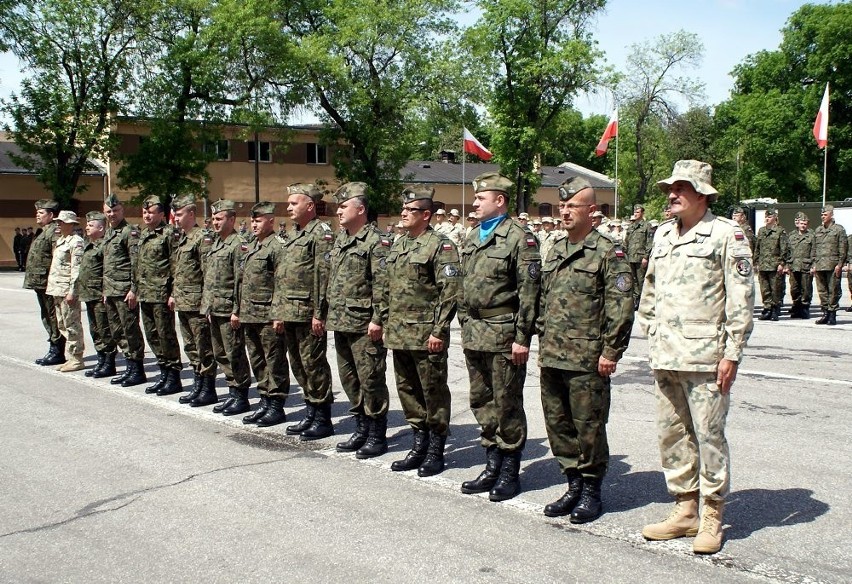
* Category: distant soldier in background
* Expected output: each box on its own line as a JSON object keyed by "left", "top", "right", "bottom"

{"left": 538, "top": 217, "right": 557, "bottom": 260}
{"left": 624, "top": 204, "right": 653, "bottom": 310}
{"left": 731, "top": 207, "right": 756, "bottom": 252}
{"left": 13, "top": 227, "right": 25, "bottom": 271}
{"left": 47, "top": 211, "right": 86, "bottom": 372}
{"left": 846, "top": 232, "right": 852, "bottom": 312}
{"left": 787, "top": 212, "right": 814, "bottom": 319}
{"left": 446, "top": 208, "right": 466, "bottom": 247}
{"left": 811, "top": 205, "right": 847, "bottom": 325}
{"left": 433, "top": 208, "right": 451, "bottom": 236}
{"left": 753, "top": 208, "right": 789, "bottom": 321}
{"left": 25, "top": 199, "right": 64, "bottom": 366}
{"left": 78, "top": 211, "right": 117, "bottom": 378}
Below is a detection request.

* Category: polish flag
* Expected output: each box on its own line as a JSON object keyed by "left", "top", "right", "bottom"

{"left": 813, "top": 83, "right": 829, "bottom": 149}
{"left": 463, "top": 127, "right": 493, "bottom": 161}
{"left": 595, "top": 109, "right": 618, "bottom": 157}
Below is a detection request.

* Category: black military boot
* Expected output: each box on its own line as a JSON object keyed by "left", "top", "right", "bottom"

{"left": 336, "top": 414, "right": 369, "bottom": 452}
{"left": 356, "top": 415, "right": 388, "bottom": 459}
{"left": 802, "top": 304, "right": 812, "bottom": 319}
{"left": 570, "top": 478, "right": 603, "bottom": 524}
{"left": 543, "top": 470, "right": 584, "bottom": 517}
{"left": 212, "top": 383, "right": 234, "bottom": 413}
{"left": 179, "top": 372, "right": 204, "bottom": 404}
{"left": 827, "top": 311, "right": 837, "bottom": 325}
{"left": 286, "top": 403, "right": 316, "bottom": 435}
{"left": 157, "top": 369, "right": 184, "bottom": 396}
{"left": 846, "top": 305, "right": 852, "bottom": 312}
{"left": 417, "top": 433, "right": 447, "bottom": 477}
{"left": 390, "top": 429, "right": 430, "bottom": 472}
{"left": 300, "top": 403, "right": 334, "bottom": 441}
{"left": 222, "top": 388, "right": 250, "bottom": 416}
{"left": 256, "top": 397, "right": 287, "bottom": 427}
{"left": 86, "top": 351, "right": 106, "bottom": 377}
{"left": 758, "top": 307, "right": 772, "bottom": 321}
{"left": 93, "top": 352, "right": 117, "bottom": 378}
{"left": 243, "top": 396, "right": 270, "bottom": 424}
{"left": 771, "top": 306, "right": 780, "bottom": 321}
{"left": 489, "top": 450, "right": 522, "bottom": 502}
{"left": 41, "top": 337, "right": 67, "bottom": 366}
{"left": 35, "top": 342, "right": 54, "bottom": 365}
{"left": 121, "top": 360, "right": 147, "bottom": 387}
{"left": 145, "top": 366, "right": 168, "bottom": 394}
{"left": 190, "top": 376, "right": 219, "bottom": 407}
{"left": 461, "top": 445, "right": 504, "bottom": 494}
{"left": 816, "top": 311, "right": 829, "bottom": 324}
{"left": 789, "top": 302, "right": 801, "bottom": 319}
{"left": 110, "top": 358, "right": 131, "bottom": 384}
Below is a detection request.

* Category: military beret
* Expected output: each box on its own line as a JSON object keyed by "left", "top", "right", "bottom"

{"left": 795, "top": 211, "right": 809, "bottom": 221}
{"left": 401, "top": 185, "right": 435, "bottom": 203}
{"left": 558, "top": 176, "right": 593, "bottom": 201}
{"left": 86, "top": 211, "right": 106, "bottom": 222}
{"left": 731, "top": 206, "right": 746, "bottom": 215}
{"left": 34, "top": 199, "right": 60, "bottom": 212}
{"left": 822, "top": 205, "right": 834, "bottom": 213}
{"left": 633, "top": 204, "right": 645, "bottom": 211}
{"left": 333, "top": 182, "right": 370, "bottom": 204}
{"left": 472, "top": 172, "right": 513, "bottom": 195}
{"left": 142, "top": 195, "right": 164, "bottom": 210}
{"left": 211, "top": 199, "right": 237, "bottom": 214}
{"left": 251, "top": 201, "right": 276, "bottom": 216}
{"left": 104, "top": 193, "right": 122, "bottom": 208}
{"left": 288, "top": 182, "right": 322, "bottom": 201}
{"left": 765, "top": 207, "right": 777, "bottom": 217}
{"left": 171, "top": 194, "right": 196, "bottom": 210}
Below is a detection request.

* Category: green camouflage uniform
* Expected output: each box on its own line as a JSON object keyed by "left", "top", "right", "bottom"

{"left": 811, "top": 221, "right": 847, "bottom": 312}
{"left": 270, "top": 218, "right": 334, "bottom": 406}
{"left": 458, "top": 216, "right": 540, "bottom": 453}
{"left": 788, "top": 228, "right": 814, "bottom": 309}
{"left": 201, "top": 231, "right": 250, "bottom": 390}
{"left": 24, "top": 221, "right": 62, "bottom": 343}
{"left": 538, "top": 230, "right": 633, "bottom": 480}
{"left": 624, "top": 218, "right": 653, "bottom": 307}
{"left": 47, "top": 233, "right": 86, "bottom": 357}
{"left": 846, "top": 234, "right": 852, "bottom": 306}
{"left": 77, "top": 236, "right": 115, "bottom": 354}
{"left": 326, "top": 224, "right": 391, "bottom": 419}
{"left": 171, "top": 225, "right": 215, "bottom": 376}
{"left": 103, "top": 219, "right": 145, "bottom": 360}
{"left": 638, "top": 209, "right": 754, "bottom": 500}
{"left": 381, "top": 227, "right": 460, "bottom": 436}
{"left": 754, "top": 223, "right": 790, "bottom": 311}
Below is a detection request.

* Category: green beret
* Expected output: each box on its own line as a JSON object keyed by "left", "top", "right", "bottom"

{"left": 104, "top": 193, "right": 122, "bottom": 208}
{"left": 795, "top": 211, "right": 809, "bottom": 221}
{"left": 731, "top": 206, "right": 746, "bottom": 215}
{"left": 334, "top": 182, "right": 370, "bottom": 204}
{"left": 34, "top": 199, "right": 60, "bottom": 212}
{"left": 765, "top": 207, "right": 777, "bottom": 217}
{"left": 558, "top": 176, "right": 593, "bottom": 201}
{"left": 401, "top": 185, "right": 434, "bottom": 203}
{"left": 251, "top": 201, "right": 276, "bottom": 216}
{"left": 86, "top": 211, "right": 106, "bottom": 222}
{"left": 142, "top": 195, "right": 164, "bottom": 210}
{"left": 211, "top": 199, "right": 237, "bottom": 214}
{"left": 288, "top": 182, "right": 322, "bottom": 201}
{"left": 171, "top": 194, "right": 196, "bottom": 210}
{"left": 472, "top": 172, "right": 512, "bottom": 194}
{"left": 633, "top": 204, "right": 644, "bottom": 211}
{"left": 822, "top": 205, "right": 834, "bottom": 214}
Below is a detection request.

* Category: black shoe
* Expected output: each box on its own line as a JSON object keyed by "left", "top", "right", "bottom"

{"left": 300, "top": 403, "right": 334, "bottom": 441}
{"left": 356, "top": 416, "right": 388, "bottom": 459}
{"left": 222, "top": 388, "right": 250, "bottom": 416}
{"left": 461, "top": 445, "right": 504, "bottom": 494}
{"left": 121, "top": 359, "right": 147, "bottom": 387}
{"left": 93, "top": 352, "right": 117, "bottom": 378}
{"left": 286, "top": 403, "right": 316, "bottom": 435}
{"left": 86, "top": 351, "right": 106, "bottom": 377}
{"left": 569, "top": 478, "right": 603, "bottom": 524}
{"left": 417, "top": 433, "right": 447, "bottom": 477}
{"left": 337, "top": 414, "right": 369, "bottom": 452}
{"left": 157, "top": 369, "right": 184, "bottom": 396}
{"left": 190, "top": 376, "right": 219, "bottom": 407}
{"left": 391, "top": 430, "right": 429, "bottom": 472}
{"left": 256, "top": 397, "right": 287, "bottom": 427}
{"left": 179, "top": 373, "right": 204, "bottom": 404}
{"left": 489, "top": 450, "right": 522, "bottom": 501}
{"left": 828, "top": 311, "right": 837, "bottom": 325}
{"left": 543, "top": 471, "right": 583, "bottom": 517}
{"left": 145, "top": 366, "right": 168, "bottom": 394}
{"left": 243, "top": 396, "right": 270, "bottom": 424}
{"left": 816, "top": 312, "right": 829, "bottom": 324}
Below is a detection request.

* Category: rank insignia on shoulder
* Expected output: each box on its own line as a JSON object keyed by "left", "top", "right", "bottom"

{"left": 442, "top": 243, "right": 454, "bottom": 251}
{"left": 615, "top": 248, "right": 625, "bottom": 258}
{"left": 734, "top": 230, "right": 744, "bottom": 240}
{"left": 526, "top": 237, "right": 537, "bottom": 247}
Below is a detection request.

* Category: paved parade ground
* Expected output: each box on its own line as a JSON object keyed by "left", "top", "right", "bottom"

{"left": 0, "top": 270, "right": 850, "bottom": 583}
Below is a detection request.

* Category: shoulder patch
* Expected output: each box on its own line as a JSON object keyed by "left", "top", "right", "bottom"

{"left": 526, "top": 236, "right": 537, "bottom": 247}
{"left": 614, "top": 248, "right": 625, "bottom": 259}
{"left": 734, "top": 230, "right": 744, "bottom": 241}
{"left": 736, "top": 258, "right": 752, "bottom": 277}
{"left": 442, "top": 242, "right": 454, "bottom": 252}
{"left": 130, "top": 229, "right": 139, "bottom": 237}
{"left": 380, "top": 237, "right": 391, "bottom": 247}
{"left": 443, "top": 264, "right": 459, "bottom": 277}
{"left": 615, "top": 272, "right": 633, "bottom": 292}
{"left": 528, "top": 261, "right": 540, "bottom": 280}
{"left": 240, "top": 244, "right": 248, "bottom": 252}
{"left": 323, "top": 233, "right": 334, "bottom": 241}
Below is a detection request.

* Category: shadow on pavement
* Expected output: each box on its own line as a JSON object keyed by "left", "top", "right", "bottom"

{"left": 724, "top": 488, "right": 830, "bottom": 540}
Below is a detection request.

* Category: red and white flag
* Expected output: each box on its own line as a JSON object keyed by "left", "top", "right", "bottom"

{"left": 463, "top": 127, "right": 493, "bottom": 161}
{"left": 595, "top": 109, "right": 618, "bottom": 157}
{"left": 813, "top": 83, "right": 829, "bottom": 149}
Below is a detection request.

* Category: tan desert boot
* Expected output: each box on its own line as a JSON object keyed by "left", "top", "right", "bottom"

{"left": 642, "top": 492, "right": 699, "bottom": 540}
{"left": 693, "top": 498, "right": 724, "bottom": 554}
{"left": 58, "top": 354, "right": 85, "bottom": 373}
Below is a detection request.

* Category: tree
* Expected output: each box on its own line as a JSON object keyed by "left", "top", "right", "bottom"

{"left": 540, "top": 109, "right": 610, "bottom": 174}
{"left": 0, "top": 0, "right": 141, "bottom": 207}
{"left": 465, "top": 0, "right": 606, "bottom": 212}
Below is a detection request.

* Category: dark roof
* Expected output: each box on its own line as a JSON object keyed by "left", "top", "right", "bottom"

{"left": 401, "top": 160, "right": 615, "bottom": 189}
{"left": 0, "top": 141, "right": 104, "bottom": 175}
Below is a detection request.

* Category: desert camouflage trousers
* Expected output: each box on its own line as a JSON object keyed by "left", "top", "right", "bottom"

{"left": 334, "top": 331, "right": 389, "bottom": 418}
{"left": 465, "top": 349, "right": 527, "bottom": 453}
{"left": 653, "top": 369, "right": 730, "bottom": 501}
{"left": 53, "top": 296, "right": 84, "bottom": 357}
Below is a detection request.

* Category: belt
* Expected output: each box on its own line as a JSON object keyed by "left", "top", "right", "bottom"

{"left": 468, "top": 305, "right": 516, "bottom": 319}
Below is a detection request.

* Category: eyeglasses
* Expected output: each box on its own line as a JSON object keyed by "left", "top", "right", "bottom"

{"left": 401, "top": 206, "right": 428, "bottom": 214}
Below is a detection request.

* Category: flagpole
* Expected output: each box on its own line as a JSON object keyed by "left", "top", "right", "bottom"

{"left": 822, "top": 145, "right": 828, "bottom": 207}
{"left": 614, "top": 122, "right": 619, "bottom": 220}
{"left": 462, "top": 140, "right": 466, "bottom": 218}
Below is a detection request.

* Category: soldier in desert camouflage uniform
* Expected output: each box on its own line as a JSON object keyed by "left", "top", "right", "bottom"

{"left": 638, "top": 160, "right": 754, "bottom": 554}
{"left": 47, "top": 211, "right": 86, "bottom": 372}
{"left": 25, "top": 199, "right": 63, "bottom": 366}
{"left": 78, "top": 211, "right": 117, "bottom": 378}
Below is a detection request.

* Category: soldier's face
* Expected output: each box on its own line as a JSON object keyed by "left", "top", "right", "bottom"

{"left": 543, "top": 222, "right": 554, "bottom": 232}
{"left": 58, "top": 221, "right": 75, "bottom": 236}
{"left": 251, "top": 214, "right": 274, "bottom": 238}
{"left": 336, "top": 199, "right": 365, "bottom": 232}
{"left": 667, "top": 181, "right": 704, "bottom": 222}
{"left": 142, "top": 205, "right": 164, "bottom": 228}
{"left": 104, "top": 204, "right": 124, "bottom": 227}
{"left": 448, "top": 214, "right": 458, "bottom": 224}
{"left": 795, "top": 218, "right": 808, "bottom": 232}
{"left": 400, "top": 201, "right": 430, "bottom": 230}
{"left": 765, "top": 214, "right": 777, "bottom": 226}
{"left": 632, "top": 208, "right": 643, "bottom": 220}
{"left": 473, "top": 191, "right": 504, "bottom": 221}
{"left": 35, "top": 209, "right": 53, "bottom": 227}
{"left": 287, "top": 194, "right": 314, "bottom": 226}
{"left": 174, "top": 206, "right": 196, "bottom": 232}
{"left": 212, "top": 211, "right": 234, "bottom": 234}
{"left": 86, "top": 220, "right": 105, "bottom": 240}
{"left": 821, "top": 211, "right": 832, "bottom": 226}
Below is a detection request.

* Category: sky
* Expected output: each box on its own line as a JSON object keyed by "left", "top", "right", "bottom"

{"left": 0, "top": 0, "right": 831, "bottom": 126}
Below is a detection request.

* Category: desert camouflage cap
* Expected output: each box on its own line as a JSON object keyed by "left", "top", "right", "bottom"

{"left": 251, "top": 201, "right": 276, "bottom": 216}
{"left": 171, "top": 194, "right": 196, "bottom": 210}
{"left": 57, "top": 210, "right": 79, "bottom": 224}
{"left": 34, "top": 199, "right": 60, "bottom": 212}
{"left": 468, "top": 212, "right": 477, "bottom": 219}
{"left": 449, "top": 208, "right": 460, "bottom": 217}
{"left": 142, "top": 195, "right": 164, "bottom": 210}
{"left": 211, "top": 199, "right": 237, "bottom": 214}
{"left": 518, "top": 212, "right": 530, "bottom": 220}
{"left": 558, "top": 176, "right": 593, "bottom": 201}
{"left": 822, "top": 205, "right": 834, "bottom": 214}
{"left": 542, "top": 216, "right": 554, "bottom": 224}
{"left": 333, "top": 182, "right": 370, "bottom": 204}
{"left": 104, "top": 193, "right": 122, "bottom": 208}
{"left": 795, "top": 211, "right": 809, "bottom": 221}
{"left": 288, "top": 182, "right": 322, "bottom": 200}
{"left": 591, "top": 210, "right": 605, "bottom": 218}
{"left": 472, "top": 172, "right": 512, "bottom": 194}
{"left": 657, "top": 159, "right": 718, "bottom": 201}
{"left": 86, "top": 211, "right": 106, "bottom": 222}
{"left": 401, "top": 184, "right": 434, "bottom": 203}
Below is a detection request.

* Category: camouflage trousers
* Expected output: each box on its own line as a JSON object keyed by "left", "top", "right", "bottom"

{"left": 814, "top": 270, "right": 843, "bottom": 311}
{"left": 34, "top": 288, "right": 61, "bottom": 343}
{"left": 140, "top": 302, "right": 182, "bottom": 370}
{"left": 210, "top": 315, "right": 250, "bottom": 390}
{"left": 464, "top": 349, "right": 527, "bottom": 452}
{"left": 392, "top": 349, "right": 450, "bottom": 436}
{"left": 758, "top": 270, "right": 784, "bottom": 309}
{"left": 85, "top": 300, "right": 115, "bottom": 353}
{"left": 334, "top": 331, "right": 389, "bottom": 418}
{"left": 105, "top": 296, "right": 145, "bottom": 360}
{"left": 653, "top": 369, "right": 730, "bottom": 501}
{"left": 630, "top": 261, "right": 647, "bottom": 306}
{"left": 244, "top": 322, "right": 289, "bottom": 399}
{"left": 540, "top": 368, "right": 610, "bottom": 480}
{"left": 177, "top": 311, "right": 215, "bottom": 376}
{"left": 847, "top": 268, "right": 852, "bottom": 301}
{"left": 52, "top": 296, "right": 84, "bottom": 357}
{"left": 788, "top": 270, "right": 813, "bottom": 306}
{"left": 283, "top": 322, "right": 333, "bottom": 406}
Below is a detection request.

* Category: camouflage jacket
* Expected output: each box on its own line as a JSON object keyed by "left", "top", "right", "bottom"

{"left": 787, "top": 229, "right": 815, "bottom": 272}
{"left": 624, "top": 219, "right": 653, "bottom": 263}
{"left": 754, "top": 225, "right": 790, "bottom": 271}
{"left": 46, "top": 233, "right": 85, "bottom": 297}
{"left": 200, "top": 231, "right": 246, "bottom": 317}
{"left": 171, "top": 226, "right": 212, "bottom": 312}
{"left": 23, "top": 222, "right": 59, "bottom": 290}
{"left": 739, "top": 222, "right": 756, "bottom": 252}
{"left": 76, "top": 238, "right": 106, "bottom": 303}
{"left": 638, "top": 211, "right": 754, "bottom": 371}
{"left": 271, "top": 218, "right": 334, "bottom": 323}
{"left": 236, "top": 235, "right": 281, "bottom": 323}
{"left": 102, "top": 219, "right": 140, "bottom": 297}
{"left": 458, "top": 216, "right": 540, "bottom": 352}
{"left": 537, "top": 230, "right": 633, "bottom": 372}
{"left": 134, "top": 221, "right": 176, "bottom": 303}
{"left": 446, "top": 222, "right": 466, "bottom": 248}
{"left": 811, "top": 222, "right": 848, "bottom": 271}
{"left": 326, "top": 224, "right": 392, "bottom": 334}
{"left": 380, "top": 227, "right": 460, "bottom": 350}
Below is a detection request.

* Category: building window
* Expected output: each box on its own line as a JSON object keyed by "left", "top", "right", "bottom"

{"left": 205, "top": 140, "right": 230, "bottom": 161}
{"left": 538, "top": 203, "right": 553, "bottom": 217}
{"left": 307, "top": 143, "right": 328, "bottom": 165}
{"left": 248, "top": 140, "right": 271, "bottom": 162}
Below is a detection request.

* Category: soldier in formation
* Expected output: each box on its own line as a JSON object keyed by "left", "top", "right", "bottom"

{"left": 623, "top": 204, "right": 653, "bottom": 310}
{"left": 753, "top": 208, "right": 789, "bottom": 321}
{"left": 811, "top": 205, "right": 847, "bottom": 325}
{"left": 78, "top": 211, "right": 117, "bottom": 377}
{"left": 47, "top": 211, "right": 86, "bottom": 372}
{"left": 786, "top": 212, "right": 814, "bottom": 319}
{"left": 25, "top": 199, "right": 64, "bottom": 366}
